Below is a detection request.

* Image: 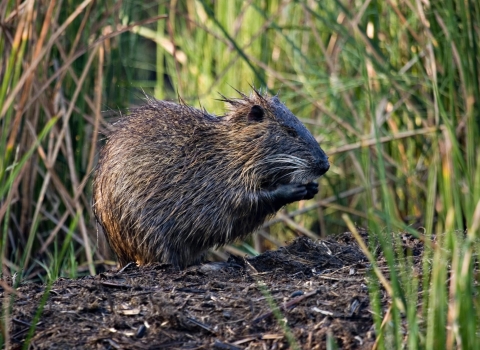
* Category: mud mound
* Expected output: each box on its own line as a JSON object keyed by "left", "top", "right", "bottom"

{"left": 7, "top": 235, "right": 380, "bottom": 349}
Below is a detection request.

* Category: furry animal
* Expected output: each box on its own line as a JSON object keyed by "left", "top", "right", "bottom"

{"left": 93, "top": 90, "right": 329, "bottom": 268}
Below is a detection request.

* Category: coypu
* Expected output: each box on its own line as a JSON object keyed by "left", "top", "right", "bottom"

{"left": 93, "top": 89, "right": 329, "bottom": 268}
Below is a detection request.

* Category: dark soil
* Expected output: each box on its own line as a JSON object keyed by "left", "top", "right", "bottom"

{"left": 5, "top": 233, "right": 414, "bottom": 349}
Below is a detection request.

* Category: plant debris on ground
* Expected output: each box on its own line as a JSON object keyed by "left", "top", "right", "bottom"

{"left": 6, "top": 233, "right": 425, "bottom": 349}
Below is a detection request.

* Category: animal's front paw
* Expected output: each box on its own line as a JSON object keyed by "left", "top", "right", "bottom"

{"left": 270, "top": 183, "right": 307, "bottom": 205}
{"left": 303, "top": 182, "right": 318, "bottom": 200}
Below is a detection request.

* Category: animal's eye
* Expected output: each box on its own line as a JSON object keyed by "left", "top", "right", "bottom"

{"left": 285, "top": 127, "right": 297, "bottom": 138}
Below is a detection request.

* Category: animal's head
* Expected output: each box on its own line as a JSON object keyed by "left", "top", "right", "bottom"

{"left": 223, "top": 89, "right": 329, "bottom": 188}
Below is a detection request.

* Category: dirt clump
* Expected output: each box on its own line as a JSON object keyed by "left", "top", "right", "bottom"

{"left": 3, "top": 235, "right": 393, "bottom": 349}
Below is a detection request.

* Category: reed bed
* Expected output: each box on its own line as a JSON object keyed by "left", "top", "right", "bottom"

{"left": 1, "top": 0, "right": 479, "bottom": 348}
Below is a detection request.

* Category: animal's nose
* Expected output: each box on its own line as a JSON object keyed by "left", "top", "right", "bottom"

{"left": 317, "top": 159, "right": 330, "bottom": 176}
{"left": 314, "top": 150, "right": 330, "bottom": 176}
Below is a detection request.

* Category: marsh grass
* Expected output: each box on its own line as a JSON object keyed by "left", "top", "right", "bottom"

{"left": 1, "top": 0, "right": 479, "bottom": 348}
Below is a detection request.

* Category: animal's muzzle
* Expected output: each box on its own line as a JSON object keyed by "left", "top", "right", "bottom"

{"left": 315, "top": 158, "right": 330, "bottom": 176}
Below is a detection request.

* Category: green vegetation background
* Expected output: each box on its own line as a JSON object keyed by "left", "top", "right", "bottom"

{"left": 1, "top": 0, "right": 479, "bottom": 348}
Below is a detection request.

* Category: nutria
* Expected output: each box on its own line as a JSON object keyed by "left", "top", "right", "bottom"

{"left": 93, "top": 89, "right": 329, "bottom": 268}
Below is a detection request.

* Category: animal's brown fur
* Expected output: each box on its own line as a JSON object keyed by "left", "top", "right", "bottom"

{"left": 93, "top": 90, "right": 329, "bottom": 268}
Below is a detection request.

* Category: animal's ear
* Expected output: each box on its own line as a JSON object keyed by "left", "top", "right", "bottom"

{"left": 247, "top": 105, "right": 264, "bottom": 123}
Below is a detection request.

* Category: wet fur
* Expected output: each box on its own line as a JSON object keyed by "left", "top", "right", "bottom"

{"left": 93, "top": 90, "right": 329, "bottom": 268}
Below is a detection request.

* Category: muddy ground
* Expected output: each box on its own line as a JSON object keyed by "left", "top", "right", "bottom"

{"left": 5, "top": 232, "right": 422, "bottom": 349}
